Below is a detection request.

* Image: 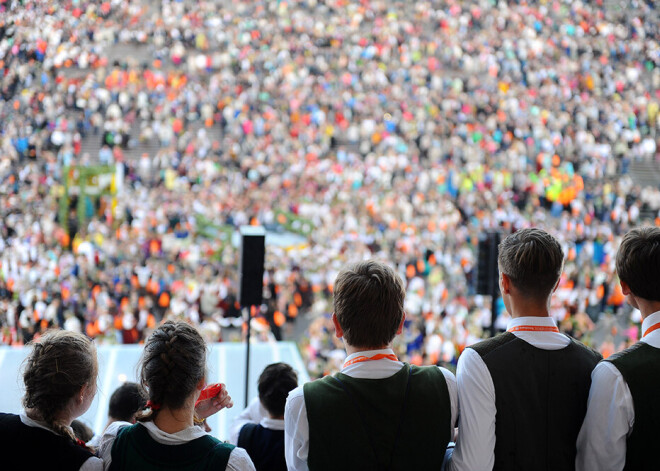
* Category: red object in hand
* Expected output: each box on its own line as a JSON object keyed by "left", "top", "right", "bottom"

{"left": 195, "top": 383, "right": 223, "bottom": 407}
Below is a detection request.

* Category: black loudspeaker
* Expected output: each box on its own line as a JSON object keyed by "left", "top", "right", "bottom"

{"left": 476, "top": 232, "right": 501, "bottom": 296}
{"left": 239, "top": 226, "right": 266, "bottom": 307}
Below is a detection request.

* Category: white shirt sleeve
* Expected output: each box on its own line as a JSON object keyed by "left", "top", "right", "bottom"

{"left": 99, "top": 421, "right": 132, "bottom": 470}
{"left": 575, "top": 362, "right": 634, "bottom": 471}
{"left": 226, "top": 447, "right": 257, "bottom": 471}
{"left": 80, "top": 456, "right": 103, "bottom": 471}
{"left": 229, "top": 397, "right": 265, "bottom": 445}
{"left": 284, "top": 386, "right": 309, "bottom": 471}
{"left": 447, "top": 348, "right": 496, "bottom": 471}
{"left": 440, "top": 367, "right": 459, "bottom": 436}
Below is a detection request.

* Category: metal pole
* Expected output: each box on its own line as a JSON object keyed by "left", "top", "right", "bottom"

{"left": 489, "top": 233, "right": 499, "bottom": 338}
{"left": 490, "top": 291, "right": 498, "bottom": 338}
{"left": 244, "top": 306, "right": 251, "bottom": 409}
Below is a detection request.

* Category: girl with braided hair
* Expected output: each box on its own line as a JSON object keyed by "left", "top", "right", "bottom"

{"left": 99, "top": 321, "right": 255, "bottom": 470}
{"left": 0, "top": 330, "right": 102, "bottom": 470}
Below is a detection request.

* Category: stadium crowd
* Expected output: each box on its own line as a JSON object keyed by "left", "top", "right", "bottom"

{"left": 1, "top": 0, "right": 660, "bottom": 377}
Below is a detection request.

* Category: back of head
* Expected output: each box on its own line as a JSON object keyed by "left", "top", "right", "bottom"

{"left": 22, "top": 330, "right": 98, "bottom": 441}
{"left": 498, "top": 228, "right": 564, "bottom": 301}
{"left": 616, "top": 227, "right": 660, "bottom": 302}
{"left": 138, "top": 321, "right": 206, "bottom": 417}
{"left": 334, "top": 260, "right": 405, "bottom": 349}
{"left": 108, "top": 382, "right": 146, "bottom": 423}
{"left": 258, "top": 363, "right": 298, "bottom": 418}
{"left": 71, "top": 419, "right": 94, "bottom": 443}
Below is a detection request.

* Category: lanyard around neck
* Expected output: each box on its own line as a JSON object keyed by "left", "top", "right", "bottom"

{"left": 508, "top": 325, "right": 559, "bottom": 333}
{"left": 343, "top": 353, "right": 398, "bottom": 368}
{"left": 643, "top": 322, "right": 660, "bottom": 338}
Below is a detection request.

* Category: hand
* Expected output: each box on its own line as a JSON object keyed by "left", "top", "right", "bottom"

{"left": 194, "top": 383, "right": 233, "bottom": 420}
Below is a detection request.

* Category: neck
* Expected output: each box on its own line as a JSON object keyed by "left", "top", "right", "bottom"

{"left": 153, "top": 404, "right": 194, "bottom": 434}
{"left": 26, "top": 408, "right": 72, "bottom": 428}
{"left": 506, "top": 296, "right": 551, "bottom": 319}
{"left": 639, "top": 300, "right": 660, "bottom": 321}
{"left": 344, "top": 343, "right": 390, "bottom": 356}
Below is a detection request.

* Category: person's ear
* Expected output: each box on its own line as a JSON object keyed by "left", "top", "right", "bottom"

{"left": 196, "top": 377, "right": 205, "bottom": 391}
{"left": 79, "top": 382, "right": 94, "bottom": 404}
{"left": 500, "top": 273, "right": 511, "bottom": 294}
{"left": 332, "top": 313, "right": 344, "bottom": 339}
{"left": 620, "top": 280, "right": 631, "bottom": 296}
{"left": 396, "top": 312, "right": 406, "bottom": 335}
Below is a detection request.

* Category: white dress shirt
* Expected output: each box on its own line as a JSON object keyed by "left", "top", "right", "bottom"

{"left": 229, "top": 397, "right": 285, "bottom": 445}
{"left": 19, "top": 411, "right": 103, "bottom": 471}
{"left": 576, "top": 310, "right": 660, "bottom": 471}
{"left": 99, "top": 420, "right": 255, "bottom": 470}
{"left": 284, "top": 348, "right": 458, "bottom": 471}
{"left": 448, "top": 316, "right": 571, "bottom": 471}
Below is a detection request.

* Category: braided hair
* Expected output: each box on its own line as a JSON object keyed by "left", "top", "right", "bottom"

{"left": 22, "top": 330, "right": 98, "bottom": 444}
{"left": 137, "top": 321, "right": 206, "bottom": 421}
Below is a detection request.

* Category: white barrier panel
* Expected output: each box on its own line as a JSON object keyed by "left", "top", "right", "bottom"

{"left": 0, "top": 341, "right": 309, "bottom": 441}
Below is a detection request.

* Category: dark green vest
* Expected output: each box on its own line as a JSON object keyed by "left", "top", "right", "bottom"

{"left": 303, "top": 363, "right": 451, "bottom": 471}
{"left": 607, "top": 342, "right": 660, "bottom": 471}
{"left": 469, "top": 332, "right": 601, "bottom": 471}
{"left": 108, "top": 423, "right": 235, "bottom": 471}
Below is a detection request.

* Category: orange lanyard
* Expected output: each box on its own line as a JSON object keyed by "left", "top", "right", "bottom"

{"left": 643, "top": 322, "right": 660, "bottom": 338}
{"left": 343, "top": 353, "right": 399, "bottom": 368}
{"left": 508, "top": 325, "right": 559, "bottom": 333}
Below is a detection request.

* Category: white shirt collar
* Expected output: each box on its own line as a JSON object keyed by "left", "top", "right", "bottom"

{"left": 506, "top": 316, "right": 558, "bottom": 331}
{"left": 139, "top": 420, "right": 207, "bottom": 444}
{"left": 641, "top": 310, "right": 660, "bottom": 338}
{"left": 259, "top": 417, "right": 285, "bottom": 431}
{"left": 340, "top": 348, "right": 404, "bottom": 379}
{"left": 342, "top": 348, "right": 400, "bottom": 369}
{"left": 19, "top": 410, "right": 72, "bottom": 436}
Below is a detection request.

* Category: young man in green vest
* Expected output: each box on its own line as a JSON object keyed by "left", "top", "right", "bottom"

{"left": 576, "top": 226, "right": 660, "bottom": 471}
{"left": 447, "top": 228, "right": 601, "bottom": 471}
{"left": 284, "top": 260, "right": 457, "bottom": 471}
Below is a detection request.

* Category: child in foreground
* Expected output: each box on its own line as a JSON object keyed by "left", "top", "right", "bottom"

{"left": 99, "top": 320, "right": 255, "bottom": 470}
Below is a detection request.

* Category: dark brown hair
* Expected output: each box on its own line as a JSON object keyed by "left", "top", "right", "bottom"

{"left": 258, "top": 363, "right": 298, "bottom": 418}
{"left": 333, "top": 260, "right": 405, "bottom": 349}
{"left": 616, "top": 227, "right": 660, "bottom": 302}
{"left": 108, "top": 382, "right": 146, "bottom": 422}
{"left": 137, "top": 321, "right": 206, "bottom": 420}
{"left": 498, "top": 228, "right": 564, "bottom": 301}
{"left": 22, "top": 330, "right": 98, "bottom": 444}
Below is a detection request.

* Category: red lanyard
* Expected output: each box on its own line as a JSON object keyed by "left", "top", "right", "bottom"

{"left": 643, "top": 322, "right": 660, "bottom": 338}
{"left": 508, "top": 325, "right": 559, "bottom": 333}
{"left": 343, "top": 353, "right": 398, "bottom": 368}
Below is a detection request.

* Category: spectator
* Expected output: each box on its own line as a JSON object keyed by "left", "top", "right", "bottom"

{"left": 99, "top": 321, "right": 254, "bottom": 470}
{"left": 577, "top": 227, "right": 660, "bottom": 471}
{"left": 0, "top": 0, "right": 659, "bottom": 371}
{"left": 447, "top": 229, "right": 601, "bottom": 471}
{"left": 0, "top": 330, "right": 101, "bottom": 470}
{"left": 72, "top": 419, "right": 95, "bottom": 444}
{"left": 230, "top": 363, "right": 298, "bottom": 471}
{"left": 88, "top": 382, "right": 146, "bottom": 447}
{"left": 285, "top": 260, "right": 457, "bottom": 470}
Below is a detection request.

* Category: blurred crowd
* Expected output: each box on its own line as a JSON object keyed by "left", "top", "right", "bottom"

{"left": 1, "top": 0, "right": 660, "bottom": 376}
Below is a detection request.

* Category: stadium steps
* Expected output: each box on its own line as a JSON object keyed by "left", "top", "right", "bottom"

{"left": 629, "top": 159, "right": 660, "bottom": 189}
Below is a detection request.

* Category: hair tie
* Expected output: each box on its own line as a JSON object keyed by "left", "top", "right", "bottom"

{"left": 146, "top": 400, "right": 161, "bottom": 411}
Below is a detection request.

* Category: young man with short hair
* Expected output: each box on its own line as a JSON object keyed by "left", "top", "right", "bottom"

{"left": 285, "top": 260, "right": 457, "bottom": 471}
{"left": 576, "top": 227, "right": 660, "bottom": 471}
{"left": 230, "top": 363, "right": 298, "bottom": 471}
{"left": 448, "top": 228, "right": 601, "bottom": 471}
